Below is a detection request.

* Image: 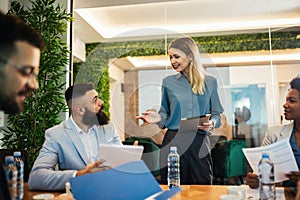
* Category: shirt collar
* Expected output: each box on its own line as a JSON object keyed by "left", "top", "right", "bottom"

{"left": 70, "top": 116, "right": 96, "bottom": 134}
{"left": 176, "top": 73, "right": 183, "bottom": 80}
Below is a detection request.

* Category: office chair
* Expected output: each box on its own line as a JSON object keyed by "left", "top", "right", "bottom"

{"left": 123, "top": 137, "right": 160, "bottom": 178}
{"left": 211, "top": 139, "right": 247, "bottom": 185}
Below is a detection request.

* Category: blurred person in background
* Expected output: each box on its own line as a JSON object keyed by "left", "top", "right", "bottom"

{"left": 211, "top": 113, "right": 232, "bottom": 140}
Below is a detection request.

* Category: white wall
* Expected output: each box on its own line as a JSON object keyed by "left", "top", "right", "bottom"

{"left": 277, "top": 64, "right": 300, "bottom": 83}
{"left": 0, "top": 0, "right": 9, "bottom": 12}
{"left": 109, "top": 63, "right": 125, "bottom": 141}
{"left": 73, "top": 37, "right": 86, "bottom": 62}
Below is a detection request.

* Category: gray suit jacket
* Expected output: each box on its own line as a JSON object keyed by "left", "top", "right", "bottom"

{"left": 262, "top": 123, "right": 293, "bottom": 146}
{"left": 28, "top": 118, "right": 122, "bottom": 190}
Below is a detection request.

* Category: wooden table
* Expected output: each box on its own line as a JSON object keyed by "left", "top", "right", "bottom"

{"left": 160, "top": 185, "right": 296, "bottom": 200}
{"left": 160, "top": 185, "right": 228, "bottom": 199}
{"left": 25, "top": 183, "right": 295, "bottom": 200}
{"left": 24, "top": 183, "right": 62, "bottom": 200}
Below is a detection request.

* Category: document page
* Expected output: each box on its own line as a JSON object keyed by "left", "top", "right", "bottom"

{"left": 242, "top": 138, "right": 298, "bottom": 182}
{"left": 98, "top": 144, "right": 144, "bottom": 168}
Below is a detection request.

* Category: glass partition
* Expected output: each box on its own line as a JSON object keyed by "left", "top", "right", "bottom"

{"left": 75, "top": 0, "right": 300, "bottom": 146}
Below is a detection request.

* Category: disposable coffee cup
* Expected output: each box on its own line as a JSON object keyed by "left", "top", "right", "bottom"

{"left": 32, "top": 193, "right": 55, "bottom": 200}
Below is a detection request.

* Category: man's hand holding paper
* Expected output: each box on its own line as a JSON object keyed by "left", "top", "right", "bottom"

{"left": 76, "top": 160, "right": 111, "bottom": 176}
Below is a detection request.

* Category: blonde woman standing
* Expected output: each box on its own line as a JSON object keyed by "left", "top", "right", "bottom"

{"left": 137, "top": 37, "right": 223, "bottom": 184}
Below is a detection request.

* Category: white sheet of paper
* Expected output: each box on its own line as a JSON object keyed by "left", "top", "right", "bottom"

{"left": 242, "top": 138, "right": 298, "bottom": 183}
{"left": 98, "top": 144, "right": 144, "bottom": 168}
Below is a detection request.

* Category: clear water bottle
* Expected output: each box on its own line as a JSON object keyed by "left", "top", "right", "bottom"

{"left": 4, "top": 156, "right": 17, "bottom": 200}
{"left": 258, "top": 152, "right": 275, "bottom": 200}
{"left": 167, "top": 146, "right": 180, "bottom": 189}
{"left": 14, "top": 151, "right": 24, "bottom": 200}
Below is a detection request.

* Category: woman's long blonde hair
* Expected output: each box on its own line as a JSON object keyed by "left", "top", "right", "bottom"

{"left": 168, "top": 37, "right": 206, "bottom": 95}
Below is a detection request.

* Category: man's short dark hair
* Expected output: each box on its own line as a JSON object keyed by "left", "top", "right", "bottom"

{"left": 290, "top": 77, "right": 300, "bottom": 94}
{"left": 0, "top": 11, "right": 45, "bottom": 61}
{"left": 65, "top": 82, "right": 95, "bottom": 102}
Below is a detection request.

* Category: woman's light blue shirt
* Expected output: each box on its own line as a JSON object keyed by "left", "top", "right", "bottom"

{"left": 158, "top": 73, "right": 224, "bottom": 131}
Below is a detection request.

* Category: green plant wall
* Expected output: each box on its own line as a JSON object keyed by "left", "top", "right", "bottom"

{"left": 74, "top": 24, "right": 300, "bottom": 143}
{"left": 1, "top": 0, "right": 72, "bottom": 170}
{"left": 74, "top": 30, "right": 300, "bottom": 116}
{"left": 73, "top": 40, "right": 166, "bottom": 116}
{"left": 193, "top": 32, "right": 300, "bottom": 53}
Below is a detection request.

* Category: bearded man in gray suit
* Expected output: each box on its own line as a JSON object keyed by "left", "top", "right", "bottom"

{"left": 29, "top": 83, "right": 122, "bottom": 190}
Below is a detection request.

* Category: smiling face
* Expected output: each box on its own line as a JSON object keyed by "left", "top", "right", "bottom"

{"left": 0, "top": 41, "right": 40, "bottom": 114}
{"left": 168, "top": 47, "right": 191, "bottom": 74}
{"left": 283, "top": 88, "right": 300, "bottom": 121}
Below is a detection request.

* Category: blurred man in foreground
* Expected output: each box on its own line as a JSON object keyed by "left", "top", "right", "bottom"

{"left": 0, "top": 10, "right": 73, "bottom": 200}
{"left": 0, "top": 10, "right": 44, "bottom": 200}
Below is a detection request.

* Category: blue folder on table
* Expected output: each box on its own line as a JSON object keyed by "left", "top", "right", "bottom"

{"left": 69, "top": 160, "right": 181, "bottom": 200}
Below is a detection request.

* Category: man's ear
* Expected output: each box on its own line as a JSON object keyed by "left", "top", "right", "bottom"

{"left": 75, "top": 106, "right": 85, "bottom": 115}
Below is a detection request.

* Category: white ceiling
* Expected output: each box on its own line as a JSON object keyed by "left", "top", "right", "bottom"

{"left": 74, "top": 0, "right": 300, "bottom": 43}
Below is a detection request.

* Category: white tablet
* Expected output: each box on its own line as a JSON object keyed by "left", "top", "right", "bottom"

{"left": 98, "top": 144, "right": 144, "bottom": 168}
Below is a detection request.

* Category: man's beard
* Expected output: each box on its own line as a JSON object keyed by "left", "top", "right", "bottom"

{"left": 97, "top": 110, "right": 110, "bottom": 125}
{"left": 0, "top": 92, "right": 21, "bottom": 114}
{"left": 81, "top": 107, "right": 109, "bottom": 126}
{"left": 0, "top": 75, "right": 20, "bottom": 114}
